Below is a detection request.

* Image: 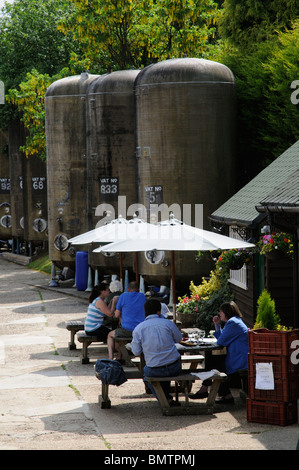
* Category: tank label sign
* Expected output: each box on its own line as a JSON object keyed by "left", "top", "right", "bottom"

{"left": 99, "top": 177, "right": 119, "bottom": 201}
{"left": 145, "top": 185, "right": 163, "bottom": 207}
{"left": 32, "top": 177, "right": 46, "bottom": 192}
{"left": 0, "top": 178, "right": 10, "bottom": 194}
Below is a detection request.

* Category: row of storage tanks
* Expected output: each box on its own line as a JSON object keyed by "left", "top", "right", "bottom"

{"left": 0, "top": 118, "right": 48, "bottom": 256}
{"left": 1, "top": 58, "right": 237, "bottom": 291}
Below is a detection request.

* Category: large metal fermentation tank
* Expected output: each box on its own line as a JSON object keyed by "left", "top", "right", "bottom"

{"left": 22, "top": 154, "right": 48, "bottom": 253}
{"left": 45, "top": 73, "right": 99, "bottom": 269}
{"left": 135, "top": 58, "right": 237, "bottom": 290}
{"left": 0, "top": 128, "right": 11, "bottom": 245}
{"left": 8, "top": 118, "right": 26, "bottom": 252}
{"left": 86, "top": 70, "right": 140, "bottom": 278}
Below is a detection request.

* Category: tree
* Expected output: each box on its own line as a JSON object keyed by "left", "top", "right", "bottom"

{"left": 6, "top": 57, "right": 91, "bottom": 161}
{"left": 209, "top": 6, "right": 299, "bottom": 183}
{"left": 261, "top": 20, "right": 299, "bottom": 157}
{"left": 219, "top": 0, "right": 299, "bottom": 48}
{"left": 0, "top": 0, "right": 79, "bottom": 89}
{"left": 59, "top": 0, "right": 221, "bottom": 71}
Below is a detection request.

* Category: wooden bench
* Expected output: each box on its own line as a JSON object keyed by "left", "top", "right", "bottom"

{"left": 96, "top": 367, "right": 226, "bottom": 413}
{"left": 145, "top": 372, "right": 227, "bottom": 415}
{"left": 66, "top": 320, "right": 85, "bottom": 350}
{"left": 131, "top": 354, "right": 204, "bottom": 371}
{"left": 77, "top": 331, "right": 106, "bottom": 364}
{"left": 96, "top": 368, "right": 143, "bottom": 409}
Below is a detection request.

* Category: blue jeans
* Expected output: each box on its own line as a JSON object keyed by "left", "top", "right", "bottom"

{"left": 143, "top": 357, "right": 181, "bottom": 403}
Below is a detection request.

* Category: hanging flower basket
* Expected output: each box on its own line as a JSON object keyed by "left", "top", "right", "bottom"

{"left": 256, "top": 232, "right": 293, "bottom": 258}
{"left": 215, "top": 248, "right": 253, "bottom": 271}
{"left": 228, "top": 257, "right": 245, "bottom": 270}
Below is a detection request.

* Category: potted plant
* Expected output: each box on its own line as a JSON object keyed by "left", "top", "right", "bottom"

{"left": 176, "top": 294, "right": 201, "bottom": 327}
{"left": 249, "top": 289, "right": 298, "bottom": 355}
{"left": 256, "top": 232, "right": 293, "bottom": 260}
{"left": 253, "top": 289, "right": 281, "bottom": 330}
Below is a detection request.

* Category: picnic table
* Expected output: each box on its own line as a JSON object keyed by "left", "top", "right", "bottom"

{"left": 96, "top": 337, "right": 227, "bottom": 414}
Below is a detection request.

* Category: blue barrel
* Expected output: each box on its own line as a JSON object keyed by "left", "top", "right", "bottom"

{"left": 75, "top": 251, "right": 89, "bottom": 291}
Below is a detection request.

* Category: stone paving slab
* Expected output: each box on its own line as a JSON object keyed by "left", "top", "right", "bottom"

{"left": 0, "top": 254, "right": 299, "bottom": 453}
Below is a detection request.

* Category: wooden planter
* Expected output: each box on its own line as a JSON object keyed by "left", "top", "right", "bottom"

{"left": 177, "top": 312, "right": 198, "bottom": 328}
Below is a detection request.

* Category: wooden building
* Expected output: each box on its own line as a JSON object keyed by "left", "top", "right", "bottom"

{"left": 209, "top": 140, "right": 299, "bottom": 328}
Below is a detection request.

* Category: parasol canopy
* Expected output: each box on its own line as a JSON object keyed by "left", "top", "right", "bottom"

{"left": 94, "top": 214, "right": 255, "bottom": 320}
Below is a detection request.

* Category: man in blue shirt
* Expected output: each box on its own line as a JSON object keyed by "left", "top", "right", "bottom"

{"left": 107, "top": 281, "right": 146, "bottom": 361}
{"left": 131, "top": 299, "right": 182, "bottom": 406}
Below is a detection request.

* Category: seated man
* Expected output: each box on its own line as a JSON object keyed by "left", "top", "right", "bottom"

{"left": 131, "top": 299, "right": 182, "bottom": 407}
{"left": 107, "top": 281, "right": 146, "bottom": 361}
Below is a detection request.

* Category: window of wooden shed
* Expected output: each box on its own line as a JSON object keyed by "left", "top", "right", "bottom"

{"left": 228, "top": 226, "right": 248, "bottom": 290}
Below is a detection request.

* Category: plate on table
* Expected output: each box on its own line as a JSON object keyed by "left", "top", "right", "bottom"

{"left": 180, "top": 340, "right": 196, "bottom": 347}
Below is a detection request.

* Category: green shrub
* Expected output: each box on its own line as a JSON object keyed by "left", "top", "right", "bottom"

{"left": 254, "top": 289, "right": 281, "bottom": 330}
{"left": 195, "top": 282, "right": 234, "bottom": 334}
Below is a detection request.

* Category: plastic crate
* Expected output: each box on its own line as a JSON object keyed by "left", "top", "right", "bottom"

{"left": 248, "top": 354, "right": 299, "bottom": 380}
{"left": 248, "top": 376, "right": 299, "bottom": 402}
{"left": 248, "top": 329, "right": 299, "bottom": 356}
{"left": 246, "top": 398, "right": 298, "bottom": 426}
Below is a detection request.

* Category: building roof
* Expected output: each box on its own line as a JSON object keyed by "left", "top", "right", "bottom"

{"left": 210, "top": 140, "right": 299, "bottom": 227}
{"left": 258, "top": 167, "right": 299, "bottom": 209}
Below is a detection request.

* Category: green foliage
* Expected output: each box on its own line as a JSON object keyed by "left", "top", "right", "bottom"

{"left": 1, "top": 0, "right": 298, "bottom": 170}
{"left": 6, "top": 66, "right": 82, "bottom": 161}
{"left": 0, "top": 0, "right": 78, "bottom": 88}
{"left": 215, "top": 248, "right": 253, "bottom": 270}
{"left": 260, "top": 20, "right": 299, "bottom": 156}
{"left": 219, "top": 0, "right": 299, "bottom": 48}
{"left": 0, "top": 0, "right": 81, "bottom": 134}
{"left": 27, "top": 255, "right": 52, "bottom": 275}
{"left": 190, "top": 266, "right": 228, "bottom": 299}
{"left": 196, "top": 281, "right": 233, "bottom": 333}
{"left": 59, "top": 0, "right": 221, "bottom": 71}
{"left": 185, "top": 267, "right": 233, "bottom": 333}
{"left": 254, "top": 290, "right": 281, "bottom": 330}
{"left": 210, "top": 21, "right": 299, "bottom": 182}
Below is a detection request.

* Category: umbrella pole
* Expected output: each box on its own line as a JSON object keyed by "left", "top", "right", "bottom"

{"left": 135, "top": 252, "right": 139, "bottom": 282}
{"left": 119, "top": 253, "right": 123, "bottom": 289}
{"left": 171, "top": 251, "right": 176, "bottom": 323}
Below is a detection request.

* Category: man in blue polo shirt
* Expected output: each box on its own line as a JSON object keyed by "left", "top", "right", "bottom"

{"left": 107, "top": 281, "right": 146, "bottom": 361}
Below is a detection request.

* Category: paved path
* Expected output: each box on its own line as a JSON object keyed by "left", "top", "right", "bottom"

{"left": 0, "top": 255, "right": 298, "bottom": 451}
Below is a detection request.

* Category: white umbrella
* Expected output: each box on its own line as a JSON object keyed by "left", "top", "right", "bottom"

{"left": 67, "top": 215, "right": 130, "bottom": 244}
{"left": 95, "top": 214, "right": 255, "bottom": 320}
{"left": 68, "top": 214, "right": 154, "bottom": 282}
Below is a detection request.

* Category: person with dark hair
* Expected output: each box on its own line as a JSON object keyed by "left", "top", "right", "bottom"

{"left": 189, "top": 300, "right": 249, "bottom": 404}
{"left": 84, "top": 282, "right": 114, "bottom": 342}
{"left": 107, "top": 281, "right": 146, "bottom": 361}
{"left": 131, "top": 298, "right": 182, "bottom": 407}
